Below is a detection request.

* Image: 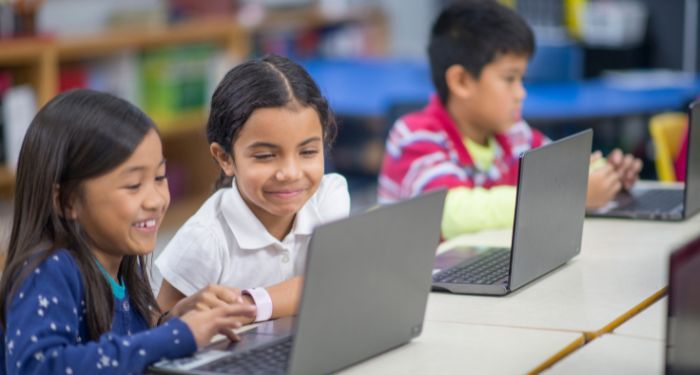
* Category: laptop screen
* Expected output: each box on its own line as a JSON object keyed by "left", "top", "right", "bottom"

{"left": 665, "top": 233, "right": 700, "bottom": 374}
{"left": 683, "top": 101, "right": 700, "bottom": 218}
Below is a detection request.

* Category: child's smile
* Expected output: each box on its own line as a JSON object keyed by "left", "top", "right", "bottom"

{"left": 227, "top": 105, "right": 325, "bottom": 239}
{"left": 72, "top": 129, "right": 169, "bottom": 262}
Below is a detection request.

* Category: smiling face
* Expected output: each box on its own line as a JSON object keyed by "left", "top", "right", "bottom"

{"left": 72, "top": 129, "right": 169, "bottom": 263}
{"left": 214, "top": 104, "right": 325, "bottom": 237}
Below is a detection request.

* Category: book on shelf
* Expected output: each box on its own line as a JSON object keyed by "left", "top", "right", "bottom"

{"left": 140, "top": 43, "right": 216, "bottom": 128}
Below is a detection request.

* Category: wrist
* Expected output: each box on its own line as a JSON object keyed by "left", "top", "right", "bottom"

{"left": 242, "top": 287, "right": 273, "bottom": 322}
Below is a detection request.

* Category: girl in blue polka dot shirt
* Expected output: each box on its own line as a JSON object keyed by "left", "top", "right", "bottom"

{"left": 0, "top": 89, "right": 255, "bottom": 374}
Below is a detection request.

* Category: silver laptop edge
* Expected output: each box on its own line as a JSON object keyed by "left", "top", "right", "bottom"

{"left": 432, "top": 129, "right": 592, "bottom": 295}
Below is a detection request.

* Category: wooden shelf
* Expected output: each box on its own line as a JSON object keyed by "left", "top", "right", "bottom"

{"left": 158, "top": 112, "right": 208, "bottom": 139}
{"left": 0, "top": 166, "right": 14, "bottom": 199}
{"left": 57, "top": 17, "right": 248, "bottom": 61}
{"left": 0, "top": 38, "right": 53, "bottom": 64}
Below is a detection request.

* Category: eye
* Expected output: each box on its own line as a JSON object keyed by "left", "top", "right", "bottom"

{"left": 253, "top": 153, "right": 274, "bottom": 160}
{"left": 125, "top": 183, "right": 141, "bottom": 190}
{"left": 155, "top": 175, "right": 167, "bottom": 183}
{"left": 301, "top": 149, "right": 319, "bottom": 157}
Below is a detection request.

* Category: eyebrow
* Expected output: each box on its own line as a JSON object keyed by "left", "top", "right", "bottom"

{"left": 247, "top": 136, "right": 322, "bottom": 150}
{"left": 120, "top": 159, "right": 167, "bottom": 175}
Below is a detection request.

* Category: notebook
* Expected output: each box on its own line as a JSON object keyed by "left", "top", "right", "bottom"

{"left": 150, "top": 189, "right": 447, "bottom": 374}
{"left": 432, "top": 130, "right": 591, "bottom": 295}
{"left": 588, "top": 100, "right": 699, "bottom": 221}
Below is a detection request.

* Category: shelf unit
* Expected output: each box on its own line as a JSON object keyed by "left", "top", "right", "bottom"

{"left": 0, "top": 17, "right": 249, "bottom": 221}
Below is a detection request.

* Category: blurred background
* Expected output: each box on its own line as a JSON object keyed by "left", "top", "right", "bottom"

{"left": 1, "top": 0, "right": 699, "bottom": 261}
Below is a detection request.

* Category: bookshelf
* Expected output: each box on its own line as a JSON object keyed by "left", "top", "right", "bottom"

{"left": 0, "top": 17, "right": 248, "bottom": 226}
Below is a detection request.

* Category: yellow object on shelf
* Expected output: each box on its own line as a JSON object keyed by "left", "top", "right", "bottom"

{"left": 564, "top": 0, "right": 586, "bottom": 39}
{"left": 649, "top": 112, "right": 687, "bottom": 182}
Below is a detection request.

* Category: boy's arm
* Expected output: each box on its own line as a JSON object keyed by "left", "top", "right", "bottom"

{"left": 441, "top": 186, "right": 517, "bottom": 239}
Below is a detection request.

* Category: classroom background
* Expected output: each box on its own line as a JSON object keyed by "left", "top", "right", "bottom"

{"left": 1, "top": 0, "right": 699, "bottom": 279}
{"left": 1, "top": 0, "right": 700, "bottom": 373}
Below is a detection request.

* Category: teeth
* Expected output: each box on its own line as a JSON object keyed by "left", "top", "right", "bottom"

{"left": 134, "top": 219, "right": 157, "bottom": 229}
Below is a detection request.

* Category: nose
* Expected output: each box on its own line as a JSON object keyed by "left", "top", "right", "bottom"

{"left": 275, "top": 156, "right": 303, "bottom": 181}
{"left": 143, "top": 182, "right": 170, "bottom": 212}
{"left": 515, "top": 79, "right": 526, "bottom": 102}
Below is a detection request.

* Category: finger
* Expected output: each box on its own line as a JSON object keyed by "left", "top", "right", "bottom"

{"left": 195, "top": 302, "right": 211, "bottom": 311}
{"left": 214, "top": 287, "right": 243, "bottom": 305}
{"left": 590, "top": 150, "right": 603, "bottom": 162}
{"left": 202, "top": 293, "right": 231, "bottom": 310}
{"left": 608, "top": 148, "right": 623, "bottom": 166}
{"left": 219, "top": 328, "right": 241, "bottom": 342}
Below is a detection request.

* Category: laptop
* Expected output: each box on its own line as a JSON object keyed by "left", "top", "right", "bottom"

{"left": 588, "top": 100, "right": 700, "bottom": 221}
{"left": 665, "top": 232, "right": 700, "bottom": 374}
{"left": 150, "top": 189, "right": 447, "bottom": 375}
{"left": 431, "top": 129, "right": 592, "bottom": 295}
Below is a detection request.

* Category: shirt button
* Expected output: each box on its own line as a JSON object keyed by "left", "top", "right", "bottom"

{"left": 281, "top": 253, "right": 290, "bottom": 263}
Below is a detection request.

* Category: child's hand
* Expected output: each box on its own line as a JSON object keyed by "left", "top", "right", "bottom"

{"left": 170, "top": 285, "right": 244, "bottom": 320}
{"left": 606, "top": 148, "right": 643, "bottom": 190}
{"left": 181, "top": 304, "right": 257, "bottom": 348}
{"left": 587, "top": 152, "right": 622, "bottom": 209}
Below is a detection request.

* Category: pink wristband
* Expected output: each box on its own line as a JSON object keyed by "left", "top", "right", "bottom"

{"left": 243, "top": 287, "right": 273, "bottom": 322}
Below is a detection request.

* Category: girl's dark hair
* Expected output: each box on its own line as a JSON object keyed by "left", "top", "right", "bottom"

{"left": 428, "top": 0, "right": 535, "bottom": 104}
{"left": 206, "top": 54, "right": 337, "bottom": 190}
{"left": 0, "top": 89, "right": 161, "bottom": 339}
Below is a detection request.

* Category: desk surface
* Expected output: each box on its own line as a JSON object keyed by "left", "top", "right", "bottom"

{"left": 341, "top": 321, "right": 583, "bottom": 375}
{"left": 545, "top": 335, "right": 664, "bottom": 375}
{"left": 614, "top": 297, "right": 666, "bottom": 341}
{"left": 427, "top": 210, "right": 700, "bottom": 335}
{"left": 303, "top": 58, "right": 700, "bottom": 121}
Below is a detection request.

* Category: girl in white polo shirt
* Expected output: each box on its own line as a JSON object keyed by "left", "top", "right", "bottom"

{"left": 155, "top": 55, "right": 350, "bottom": 324}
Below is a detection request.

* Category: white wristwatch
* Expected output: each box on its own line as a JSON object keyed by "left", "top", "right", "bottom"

{"left": 242, "top": 287, "right": 273, "bottom": 322}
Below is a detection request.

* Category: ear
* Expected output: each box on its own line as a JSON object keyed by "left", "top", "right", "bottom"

{"left": 53, "top": 184, "right": 78, "bottom": 220}
{"left": 209, "top": 143, "right": 236, "bottom": 177}
{"left": 445, "top": 64, "right": 476, "bottom": 100}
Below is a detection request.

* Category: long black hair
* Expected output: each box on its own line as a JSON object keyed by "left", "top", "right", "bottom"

{"left": 206, "top": 54, "right": 338, "bottom": 190}
{"left": 0, "top": 89, "right": 162, "bottom": 339}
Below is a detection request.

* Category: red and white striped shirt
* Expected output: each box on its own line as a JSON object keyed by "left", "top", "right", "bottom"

{"left": 379, "top": 95, "right": 548, "bottom": 203}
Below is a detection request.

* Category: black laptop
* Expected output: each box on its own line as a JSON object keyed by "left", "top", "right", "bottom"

{"left": 588, "top": 100, "right": 700, "bottom": 221}
{"left": 150, "top": 189, "right": 446, "bottom": 375}
{"left": 431, "top": 129, "right": 592, "bottom": 295}
{"left": 665, "top": 232, "right": 700, "bottom": 374}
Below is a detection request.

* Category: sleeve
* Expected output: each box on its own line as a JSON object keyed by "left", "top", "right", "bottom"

{"left": 5, "top": 254, "right": 196, "bottom": 375}
{"left": 155, "top": 223, "right": 225, "bottom": 296}
{"left": 380, "top": 120, "right": 476, "bottom": 202}
{"left": 441, "top": 186, "right": 517, "bottom": 239}
{"left": 316, "top": 173, "right": 351, "bottom": 222}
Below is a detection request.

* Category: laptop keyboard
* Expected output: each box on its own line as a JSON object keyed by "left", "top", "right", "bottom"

{"left": 619, "top": 189, "right": 683, "bottom": 212}
{"left": 432, "top": 248, "right": 510, "bottom": 285}
{"left": 196, "top": 336, "right": 293, "bottom": 374}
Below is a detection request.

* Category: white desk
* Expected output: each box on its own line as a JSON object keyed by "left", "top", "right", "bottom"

{"left": 427, "top": 214, "right": 700, "bottom": 335}
{"left": 544, "top": 335, "right": 664, "bottom": 374}
{"left": 341, "top": 321, "right": 584, "bottom": 375}
{"left": 614, "top": 297, "right": 666, "bottom": 341}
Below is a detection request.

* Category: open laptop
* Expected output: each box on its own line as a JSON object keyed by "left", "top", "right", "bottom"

{"left": 431, "top": 129, "right": 592, "bottom": 295}
{"left": 665, "top": 232, "right": 700, "bottom": 374}
{"left": 588, "top": 100, "right": 700, "bottom": 221}
{"left": 150, "top": 189, "right": 447, "bottom": 375}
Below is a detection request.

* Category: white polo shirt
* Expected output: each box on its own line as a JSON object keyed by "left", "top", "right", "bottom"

{"left": 155, "top": 173, "right": 350, "bottom": 295}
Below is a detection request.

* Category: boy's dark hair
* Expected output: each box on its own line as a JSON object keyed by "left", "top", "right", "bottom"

{"left": 0, "top": 89, "right": 161, "bottom": 339}
{"left": 428, "top": 0, "right": 535, "bottom": 103}
{"left": 207, "top": 54, "right": 337, "bottom": 190}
